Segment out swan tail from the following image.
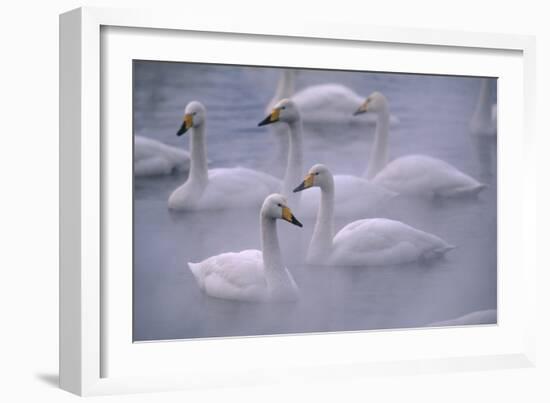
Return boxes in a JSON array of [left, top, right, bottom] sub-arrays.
[[436, 183, 486, 198], [423, 244, 456, 261], [188, 262, 205, 290], [464, 183, 486, 197]]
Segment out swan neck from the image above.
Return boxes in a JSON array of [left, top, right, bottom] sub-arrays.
[[366, 108, 389, 180], [261, 217, 283, 271], [283, 121, 304, 203], [474, 79, 492, 119], [189, 124, 208, 184], [267, 70, 295, 112], [261, 216, 294, 298], [277, 70, 295, 100], [309, 179, 335, 261]]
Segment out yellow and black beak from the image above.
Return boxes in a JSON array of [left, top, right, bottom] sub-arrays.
[[293, 173, 314, 193], [177, 114, 194, 136], [258, 108, 281, 126], [282, 206, 303, 227], [353, 101, 369, 116]]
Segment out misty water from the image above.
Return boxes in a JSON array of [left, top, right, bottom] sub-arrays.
[[133, 62, 497, 342]]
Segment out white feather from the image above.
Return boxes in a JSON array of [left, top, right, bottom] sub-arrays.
[[300, 174, 397, 217], [361, 92, 485, 198], [298, 164, 454, 267], [372, 155, 485, 198], [188, 194, 300, 302], [169, 102, 281, 211], [330, 218, 454, 266]]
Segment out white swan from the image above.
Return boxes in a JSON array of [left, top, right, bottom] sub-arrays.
[[429, 309, 497, 327], [268, 70, 400, 126], [134, 135, 191, 176], [265, 70, 399, 174], [168, 101, 281, 211], [259, 98, 305, 207], [264, 70, 295, 177], [354, 92, 485, 198], [293, 164, 454, 266], [258, 98, 396, 216], [469, 78, 497, 136], [188, 194, 302, 302]]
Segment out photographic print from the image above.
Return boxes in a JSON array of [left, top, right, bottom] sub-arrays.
[[133, 61, 497, 342]]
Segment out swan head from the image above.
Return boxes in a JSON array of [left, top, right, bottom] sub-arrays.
[[262, 194, 303, 227], [177, 101, 206, 136], [258, 98, 300, 127], [293, 164, 333, 192], [353, 91, 388, 116]]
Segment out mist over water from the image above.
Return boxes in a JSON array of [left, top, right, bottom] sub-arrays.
[[133, 62, 497, 342]]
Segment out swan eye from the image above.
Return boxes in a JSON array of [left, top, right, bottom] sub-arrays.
[[281, 106, 286, 110], [315, 172, 320, 175], [277, 203, 282, 207]]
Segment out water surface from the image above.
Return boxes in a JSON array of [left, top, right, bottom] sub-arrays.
[[133, 62, 497, 341]]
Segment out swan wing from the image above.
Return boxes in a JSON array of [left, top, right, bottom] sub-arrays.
[[188, 249, 267, 301], [331, 218, 452, 266], [372, 155, 484, 197], [293, 84, 363, 115], [199, 168, 282, 209]]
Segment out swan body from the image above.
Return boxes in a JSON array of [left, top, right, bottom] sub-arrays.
[[170, 167, 281, 210], [189, 250, 270, 301], [371, 155, 486, 198], [300, 174, 397, 217], [329, 218, 454, 266], [355, 91, 485, 198], [470, 78, 497, 136], [134, 135, 190, 176], [429, 309, 497, 327], [168, 101, 281, 211], [259, 98, 395, 214], [294, 164, 454, 266], [293, 83, 399, 126], [188, 194, 302, 302], [294, 83, 367, 124]]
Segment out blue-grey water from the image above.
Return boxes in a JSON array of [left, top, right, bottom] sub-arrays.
[[133, 61, 497, 342]]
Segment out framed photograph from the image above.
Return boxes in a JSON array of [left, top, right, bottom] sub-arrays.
[[60, 7, 537, 396]]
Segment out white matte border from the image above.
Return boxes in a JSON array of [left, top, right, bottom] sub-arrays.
[[60, 6, 537, 396], [103, 26, 525, 376]]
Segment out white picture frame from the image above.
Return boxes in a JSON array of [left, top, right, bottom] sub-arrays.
[[59, 6, 537, 396]]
